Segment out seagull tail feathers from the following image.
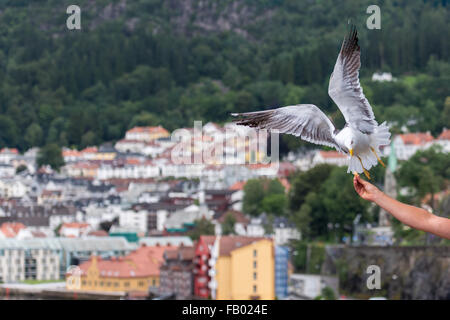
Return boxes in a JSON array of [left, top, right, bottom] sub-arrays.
[[347, 122, 391, 175]]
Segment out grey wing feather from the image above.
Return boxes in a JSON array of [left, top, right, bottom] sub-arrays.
[[231, 104, 341, 150], [328, 25, 377, 134]]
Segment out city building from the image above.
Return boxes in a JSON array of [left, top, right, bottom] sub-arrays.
[[139, 236, 193, 247], [275, 246, 289, 299], [159, 245, 195, 299], [125, 126, 170, 142], [0, 238, 61, 283], [211, 236, 275, 300], [193, 235, 216, 298], [436, 128, 450, 153], [273, 217, 301, 246], [69, 244, 172, 293], [213, 210, 249, 236], [311, 150, 348, 167], [385, 132, 434, 160], [59, 222, 92, 238], [288, 274, 339, 299]]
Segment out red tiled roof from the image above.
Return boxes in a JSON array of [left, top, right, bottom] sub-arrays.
[[87, 230, 109, 237], [61, 222, 90, 229], [31, 231, 47, 238], [218, 236, 267, 256], [0, 148, 18, 154], [81, 147, 98, 153], [199, 235, 216, 247], [216, 210, 250, 224], [0, 222, 26, 238], [229, 181, 246, 191], [398, 132, 434, 145], [62, 150, 82, 157], [438, 129, 450, 141], [319, 150, 347, 158], [79, 245, 176, 278], [126, 126, 169, 135]]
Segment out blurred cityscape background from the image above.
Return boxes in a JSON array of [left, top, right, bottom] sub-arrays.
[[0, 0, 449, 300]]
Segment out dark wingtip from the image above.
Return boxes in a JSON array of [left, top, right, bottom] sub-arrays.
[[341, 23, 359, 57]]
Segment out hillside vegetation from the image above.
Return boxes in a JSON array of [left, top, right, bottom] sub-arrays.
[[0, 0, 448, 151]]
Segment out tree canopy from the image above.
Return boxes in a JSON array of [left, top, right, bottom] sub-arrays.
[[0, 0, 447, 153]]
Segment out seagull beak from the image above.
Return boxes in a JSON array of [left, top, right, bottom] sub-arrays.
[[349, 148, 354, 156]]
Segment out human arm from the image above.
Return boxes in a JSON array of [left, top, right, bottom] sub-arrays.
[[353, 174, 450, 240]]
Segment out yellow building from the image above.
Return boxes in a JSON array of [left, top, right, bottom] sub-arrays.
[[215, 237, 275, 300], [66, 245, 172, 293], [125, 126, 170, 142]]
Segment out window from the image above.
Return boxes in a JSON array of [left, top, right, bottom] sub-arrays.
[[253, 261, 257, 268], [152, 279, 156, 286], [253, 285, 257, 293], [253, 249, 257, 257], [124, 282, 130, 287], [253, 272, 257, 280], [139, 281, 145, 287]]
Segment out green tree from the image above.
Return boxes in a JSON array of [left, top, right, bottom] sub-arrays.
[[16, 164, 27, 174], [289, 164, 334, 213], [37, 143, 65, 171], [221, 214, 237, 235], [187, 218, 215, 241], [262, 193, 287, 216], [243, 179, 266, 216], [290, 166, 370, 242], [396, 146, 449, 211], [24, 123, 44, 148]]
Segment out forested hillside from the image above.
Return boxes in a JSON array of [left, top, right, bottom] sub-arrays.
[[0, 0, 448, 151]]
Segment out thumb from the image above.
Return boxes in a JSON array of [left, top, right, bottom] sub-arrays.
[[356, 174, 369, 186]]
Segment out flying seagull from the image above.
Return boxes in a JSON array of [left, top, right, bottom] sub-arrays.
[[231, 25, 390, 179]]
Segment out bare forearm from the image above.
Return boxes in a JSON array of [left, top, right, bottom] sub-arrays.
[[373, 192, 450, 240]]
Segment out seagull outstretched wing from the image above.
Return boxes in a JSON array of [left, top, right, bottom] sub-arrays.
[[328, 25, 377, 134], [232, 104, 341, 150]]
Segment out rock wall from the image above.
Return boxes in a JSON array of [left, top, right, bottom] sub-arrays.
[[322, 245, 450, 300]]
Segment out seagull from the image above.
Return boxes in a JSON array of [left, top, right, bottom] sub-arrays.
[[231, 25, 390, 179]]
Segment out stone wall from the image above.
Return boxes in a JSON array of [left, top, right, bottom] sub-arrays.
[[322, 245, 450, 299]]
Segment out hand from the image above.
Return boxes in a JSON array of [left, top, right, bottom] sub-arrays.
[[353, 174, 382, 202]]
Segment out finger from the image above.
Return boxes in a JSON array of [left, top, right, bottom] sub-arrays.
[[356, 174, 369, 186]]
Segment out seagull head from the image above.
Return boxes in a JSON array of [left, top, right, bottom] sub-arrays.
[[345, 139, 354, 156]]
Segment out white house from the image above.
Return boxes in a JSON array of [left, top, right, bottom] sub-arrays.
[[114, 139, 146, 154], [371, 72, 394, 82], [59, 222, 92, 238], [273, 218, 301, 246], [119, 209, 148, 233], [0, 180, 28, 198], [288, 274, 339, 299], [0, 148, 19, 164], [0, 164, 15, 178], [384, 132, 435, 160], [311, 150, 348, 167], [436, 128, 450, 153]]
